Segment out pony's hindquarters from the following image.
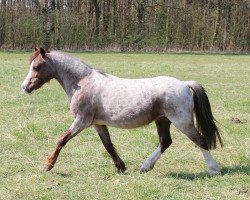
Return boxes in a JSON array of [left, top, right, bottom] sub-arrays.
[[163, 81, 222, 150], [187, 81, 223, 150], [163, 83, 195, 134], [141, 80, 221, 175], [160, 81, 221, 175]]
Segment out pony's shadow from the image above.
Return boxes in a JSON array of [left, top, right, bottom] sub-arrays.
[[52, 172, 73, 178], [160, 164, 249, 180]]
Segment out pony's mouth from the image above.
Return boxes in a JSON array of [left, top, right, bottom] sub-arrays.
[[22, 86, 34, 94]]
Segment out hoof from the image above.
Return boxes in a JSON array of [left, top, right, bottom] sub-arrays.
[[117, 167, 126, 174], [115, 160, 126, 174], [140, 167, 150, 174], [209, 170, 221, 176], [44, 163, 54, 171], [140, 160, 154, 173]]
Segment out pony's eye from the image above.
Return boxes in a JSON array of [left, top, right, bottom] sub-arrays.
[[33, 64, 41, 70]]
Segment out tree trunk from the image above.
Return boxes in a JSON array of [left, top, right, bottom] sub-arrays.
[[0, 0, 6, 47], [93, 0, 100, 47]]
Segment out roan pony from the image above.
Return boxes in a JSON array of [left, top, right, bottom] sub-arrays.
[[21, 48, 223, 175]]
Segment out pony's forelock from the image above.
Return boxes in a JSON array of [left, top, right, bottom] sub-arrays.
[[29, 51, 40, 64]]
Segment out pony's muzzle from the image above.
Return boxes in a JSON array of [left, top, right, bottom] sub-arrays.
[[21, 82, 34, 94]]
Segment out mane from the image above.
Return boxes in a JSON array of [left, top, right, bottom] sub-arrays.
[[29, 51, 40, 64], [49, 51, 107, 76], [30, 50, 107, 77], [94, 68, 107, 76]]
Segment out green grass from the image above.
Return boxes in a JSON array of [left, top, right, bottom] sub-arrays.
[[0, 52, 249, 200]]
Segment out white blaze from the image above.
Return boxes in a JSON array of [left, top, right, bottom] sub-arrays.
[[21, 61, 34, 93]]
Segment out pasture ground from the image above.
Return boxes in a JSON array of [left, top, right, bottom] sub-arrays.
[[0, 52, 249, 199]]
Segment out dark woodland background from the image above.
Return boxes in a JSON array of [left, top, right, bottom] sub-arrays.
[[0, 0, 249, 52]]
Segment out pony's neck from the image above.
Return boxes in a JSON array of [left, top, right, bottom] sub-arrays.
[[47, 52, 92, 100]]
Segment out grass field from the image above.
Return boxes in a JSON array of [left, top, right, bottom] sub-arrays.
[[0, 52, 249, 200]]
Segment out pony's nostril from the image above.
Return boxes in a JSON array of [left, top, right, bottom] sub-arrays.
[[21, 83, 30, 93], [25, 88, 32, 94]]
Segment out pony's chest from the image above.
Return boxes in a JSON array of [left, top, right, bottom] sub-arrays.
[[69, 89, 93, 116]]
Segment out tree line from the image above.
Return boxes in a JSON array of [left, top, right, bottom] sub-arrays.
[[0, 0, 249, 52]]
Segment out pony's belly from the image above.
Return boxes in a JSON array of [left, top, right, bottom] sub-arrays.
[[93, 104, 164, 128], [93, 111, 159, 129], [93, 117, 154, 129]]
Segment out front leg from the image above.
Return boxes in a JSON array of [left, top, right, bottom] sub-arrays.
[[94, 125, 126, 173], [44, 116, 91, 171]]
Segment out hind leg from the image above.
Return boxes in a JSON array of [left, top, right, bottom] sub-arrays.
[[140, 117, 172, 173], [177, 123, 220, 175], [199, 147, 220, 175]]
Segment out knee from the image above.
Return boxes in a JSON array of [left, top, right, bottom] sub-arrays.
[[57, 130, 71, 147]]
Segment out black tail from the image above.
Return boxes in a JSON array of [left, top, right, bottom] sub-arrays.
[[187, 81, 223, 150]]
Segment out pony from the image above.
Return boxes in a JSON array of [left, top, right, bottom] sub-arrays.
[[21, 48, 223, 175]]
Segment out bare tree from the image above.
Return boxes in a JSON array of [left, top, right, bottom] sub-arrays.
[[0, 0, 249, 51]]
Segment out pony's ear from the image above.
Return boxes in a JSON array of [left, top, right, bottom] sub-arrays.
[[40, 48, 46, 58], [34, 47, 38, 51]]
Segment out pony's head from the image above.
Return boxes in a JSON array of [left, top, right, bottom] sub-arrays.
[[21, 48, 54, 94]]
